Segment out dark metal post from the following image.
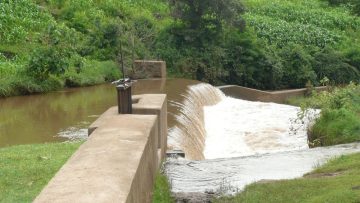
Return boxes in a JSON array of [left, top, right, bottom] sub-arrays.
[[116, 80, 132, 114]]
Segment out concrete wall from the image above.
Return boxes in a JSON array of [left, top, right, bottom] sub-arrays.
[[35, 94, 167, 203], [219, 85, 327, 103], [130, 60, 166, 79]]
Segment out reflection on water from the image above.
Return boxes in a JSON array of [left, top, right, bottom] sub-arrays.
[[0, 78, 199, 148]]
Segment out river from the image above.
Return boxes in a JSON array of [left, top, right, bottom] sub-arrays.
[[0, 78, 199, 148]]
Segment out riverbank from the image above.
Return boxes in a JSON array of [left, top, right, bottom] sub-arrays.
[[0, 141, 174, 202], [153, 152, 360, 202], [0, 0, 168, 98], [286, 84, 360, 147], [215, 152, 360, 203], [0, 142, 82, 202], [0, 60, 121, 97]]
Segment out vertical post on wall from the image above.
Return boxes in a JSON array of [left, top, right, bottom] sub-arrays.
[[116, 81, 132, 114], [116, 33, 133, 114]]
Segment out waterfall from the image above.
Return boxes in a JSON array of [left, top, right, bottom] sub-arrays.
[[168, 83, 225, 160]]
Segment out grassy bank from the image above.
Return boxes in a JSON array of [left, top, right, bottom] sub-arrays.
[[216, 152, 360, 203], [0, 0, 169, 97], [287, 84, 360, 147], [0, 142, 82, 202], [152, 172, 174, 203], [2, 0, 360, 97], [0, 142, 173, 202]]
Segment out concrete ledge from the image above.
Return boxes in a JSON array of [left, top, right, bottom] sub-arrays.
[[89, 94, 167, 161], [36, 94, 168, 203], [35, 114, 158, 203], [218, 85, 327, 103]]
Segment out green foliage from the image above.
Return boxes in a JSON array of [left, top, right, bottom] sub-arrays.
[[152, 172, 174, 203], [63, 60, 120, 87], [0, 0, 169, 97], [27, 47, 71, 79], [0, 0, 53, 43], [222, 30, 284, 89], [324, 0, 360, 16], [157, 0, 360, 89], [313, 47, 360, 83], [300, 84, 360, 146], [1, 0, 360, 96], [237, 0, 360, 88], [279, 44, 317, 88], [244, 0, 360, 48], [169, 0, 245, 46]]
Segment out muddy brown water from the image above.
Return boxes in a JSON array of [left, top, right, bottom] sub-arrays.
[[0, 78, 199, 148]]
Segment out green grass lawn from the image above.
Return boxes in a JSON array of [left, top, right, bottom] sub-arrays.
[[215, 153, 360, 203], [0, 142, 82, 202]]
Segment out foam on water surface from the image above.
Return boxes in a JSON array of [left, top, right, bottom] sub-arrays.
[[204, 97, 319, 159]]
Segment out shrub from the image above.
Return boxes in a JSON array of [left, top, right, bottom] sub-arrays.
[[313, 47, 360, 84], [27, 46, 71, 80], [279, 44, 317, 88], [300, 83, 360, 146]]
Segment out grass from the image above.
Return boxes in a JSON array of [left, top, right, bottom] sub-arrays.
[[0, 142, 82, 202], [152, 172, 174, 203], [215, 153, 360, 203], [243, 0, 360, 48], [0, 142, 172, 203], [287, 84, 360, 147]]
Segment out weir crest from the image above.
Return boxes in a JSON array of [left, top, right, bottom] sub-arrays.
[[168, 83, 225, 160]]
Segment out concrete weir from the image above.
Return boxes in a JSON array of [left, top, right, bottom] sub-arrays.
[[35, 62, 167, 203]]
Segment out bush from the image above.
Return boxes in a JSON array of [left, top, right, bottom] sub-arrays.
[[310, 108, 360, 145], [63, 60, 120, 87], [313, 47, 360, 84], [27, 46, 71, 80], [300, 83, 360, 146]]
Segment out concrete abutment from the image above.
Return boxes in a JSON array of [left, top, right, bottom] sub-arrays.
[[35, 61, 168, 203]]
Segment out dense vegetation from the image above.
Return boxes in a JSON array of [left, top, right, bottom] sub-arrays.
[[158, 0, 360, 89], [0, 142, 82, 202], [216, 153, 360, 203], [289, 83, 360, 147], [1, 0, 359, 97], [0, 0, 169, 96]]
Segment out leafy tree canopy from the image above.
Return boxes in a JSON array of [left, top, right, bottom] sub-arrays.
[[169, 0, 245, 45]]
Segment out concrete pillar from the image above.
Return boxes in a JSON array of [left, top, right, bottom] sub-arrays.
[[130, 60, 166, 79]]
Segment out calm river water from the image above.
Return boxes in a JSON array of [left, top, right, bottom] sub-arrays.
[[0, 79, 199, 148]]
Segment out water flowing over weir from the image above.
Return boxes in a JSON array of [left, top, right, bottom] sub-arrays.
[[166, 143, 360, 194], [168, 83, 225, 160], [165, 83, 360, 196]]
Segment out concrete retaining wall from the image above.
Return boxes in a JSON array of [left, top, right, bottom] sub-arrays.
[[219, 85, 327, 103], [35, 94, 167, 203], [130, 60, 166, 79]]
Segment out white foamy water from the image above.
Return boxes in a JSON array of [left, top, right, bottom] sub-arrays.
[[57, 121, 90, 141], [165, 83, 359, 195], [168, 83, 225, 160], [204, 98, 320, 159], [166, 143, 360, 194]]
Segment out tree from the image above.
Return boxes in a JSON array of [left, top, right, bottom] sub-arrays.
[[169, 0, 245, 46]]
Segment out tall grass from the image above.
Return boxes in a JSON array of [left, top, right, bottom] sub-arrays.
[[300, 84, 360, 146]]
